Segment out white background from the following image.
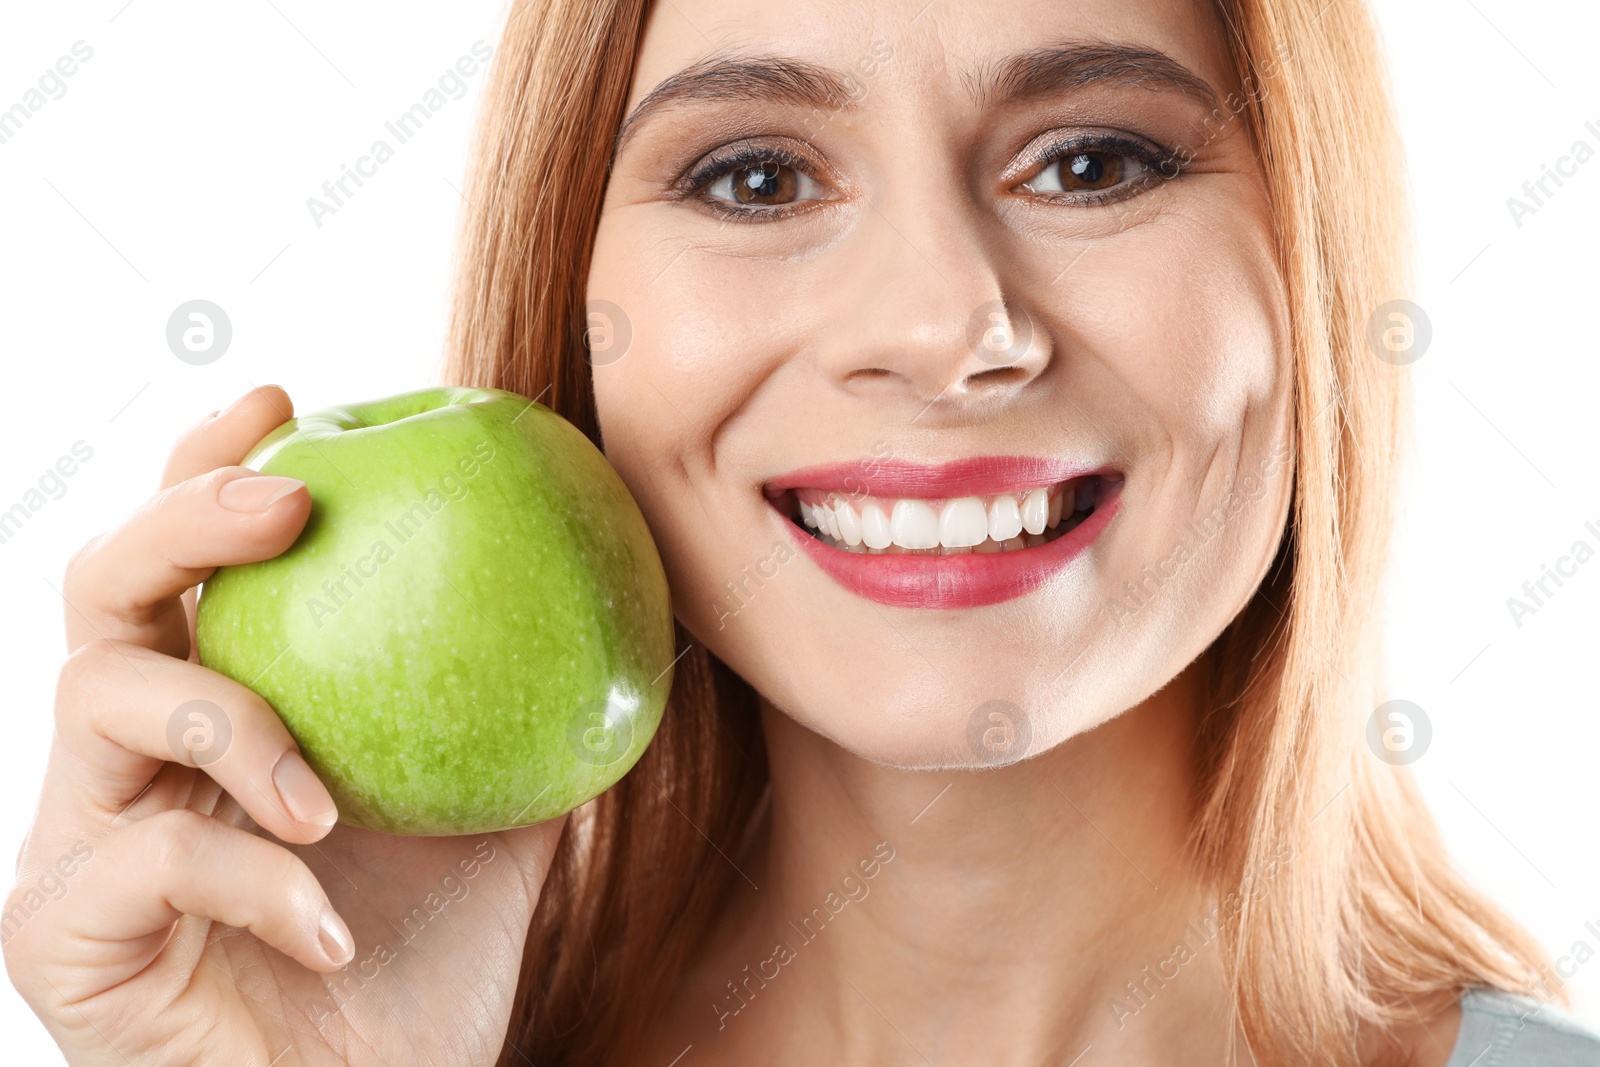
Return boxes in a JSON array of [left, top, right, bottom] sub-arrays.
[[0, 1, 1595, 1060]]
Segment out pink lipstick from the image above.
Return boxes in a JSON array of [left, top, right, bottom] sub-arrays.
[[763, 456, 1122, 609]]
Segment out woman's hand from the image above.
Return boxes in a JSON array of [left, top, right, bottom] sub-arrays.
[[3, 386, 565, 1066]]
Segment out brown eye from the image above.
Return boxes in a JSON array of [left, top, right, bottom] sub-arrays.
[[703, 155, 829, 210], [1061, 152, 1125, 190], [732, 160, 799, 205], [1020, 149, 1149, 197]]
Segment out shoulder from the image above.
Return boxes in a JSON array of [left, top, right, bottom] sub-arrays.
[[1445, 988, 1600, 1066]]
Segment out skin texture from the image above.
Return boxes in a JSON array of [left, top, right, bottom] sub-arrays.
[[588, 0, 1459, 1063], [5, 2, 1463, 1065]]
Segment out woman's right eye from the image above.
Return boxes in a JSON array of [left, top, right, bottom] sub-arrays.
[[697, 157, 832, 213]]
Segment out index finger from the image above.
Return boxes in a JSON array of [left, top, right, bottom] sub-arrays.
[[161, 385, 296, 489]]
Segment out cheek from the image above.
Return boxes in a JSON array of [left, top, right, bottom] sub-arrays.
[[589, 209, 790, 432], [1045, 203, 1294, 687], [587, 215, 783, 627], [1058, 207, 1288, 450]]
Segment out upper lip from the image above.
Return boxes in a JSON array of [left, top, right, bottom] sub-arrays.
[[762, 456, 1110, 500]]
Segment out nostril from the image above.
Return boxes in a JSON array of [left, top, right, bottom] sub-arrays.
[[962, 366, 1032, 389]]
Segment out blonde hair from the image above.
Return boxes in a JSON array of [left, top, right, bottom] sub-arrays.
[[445, 1, 1556, 1063]]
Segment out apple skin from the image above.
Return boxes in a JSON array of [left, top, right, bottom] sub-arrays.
[[196, 387, 675, 835]]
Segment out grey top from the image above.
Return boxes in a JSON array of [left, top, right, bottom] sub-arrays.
[[1445, 989, 1600, 1065]]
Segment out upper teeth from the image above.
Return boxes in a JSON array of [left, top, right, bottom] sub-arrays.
[[796, 483, 1083, 551]]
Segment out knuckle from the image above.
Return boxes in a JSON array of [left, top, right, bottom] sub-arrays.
[[193, 465, 249, 498], [171, 411, 217, 456], [147, 809, 212, 873], [1, 898, 38, 987], [270, 846, 315, 897], [61, 532, 108, 600], [55, 638, 120, 708], [1, 884, 29, 944]]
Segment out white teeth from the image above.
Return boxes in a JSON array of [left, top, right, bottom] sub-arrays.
[[939, 497, 988, 548], [1020, 487, 1049, 536], [890, 499, 940, 549], [795, 478, 1098, 554], [860, 503, 892, 550], [833, 498, 863, 546], [986, 495, 1023, 542]]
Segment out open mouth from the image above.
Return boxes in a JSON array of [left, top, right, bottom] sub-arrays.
[[762, 458, 1123, 609], [770, 474, 1113, 555]]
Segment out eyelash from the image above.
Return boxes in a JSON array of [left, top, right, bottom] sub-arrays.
[[678, 144, 823, 224], [676, 133, 1187, 222], [1019, 133, 1185, 206]]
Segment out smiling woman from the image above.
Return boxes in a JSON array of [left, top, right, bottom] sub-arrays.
[[442, 0, 1588, 1064], [9, 1, 1598, 1066]]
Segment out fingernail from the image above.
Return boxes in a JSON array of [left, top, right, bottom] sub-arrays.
[[271, 749, 339, 828], [219, 475, 304, 513], [318, 905, 355, 966]]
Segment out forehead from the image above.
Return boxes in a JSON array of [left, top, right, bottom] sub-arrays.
[[627, 0, 1237, 113]]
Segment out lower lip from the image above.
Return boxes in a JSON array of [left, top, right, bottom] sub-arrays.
[[782, 487, 1121, 609]]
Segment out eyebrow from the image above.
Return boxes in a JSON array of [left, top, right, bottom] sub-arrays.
[[613, 41, 1220, 155]]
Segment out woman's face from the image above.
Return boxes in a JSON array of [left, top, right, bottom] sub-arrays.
[[588, 0, 1293, 769]]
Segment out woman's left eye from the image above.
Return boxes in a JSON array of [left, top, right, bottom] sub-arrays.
[[1018, 150, 1154, 199]]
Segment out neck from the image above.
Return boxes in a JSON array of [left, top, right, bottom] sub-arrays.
[[668, 658, 1255, 1066]]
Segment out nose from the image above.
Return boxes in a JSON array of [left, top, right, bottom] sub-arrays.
[[812, 198, 1052, 412]]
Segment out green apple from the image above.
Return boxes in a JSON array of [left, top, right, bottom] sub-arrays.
[[196, 387, 675, 835]]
